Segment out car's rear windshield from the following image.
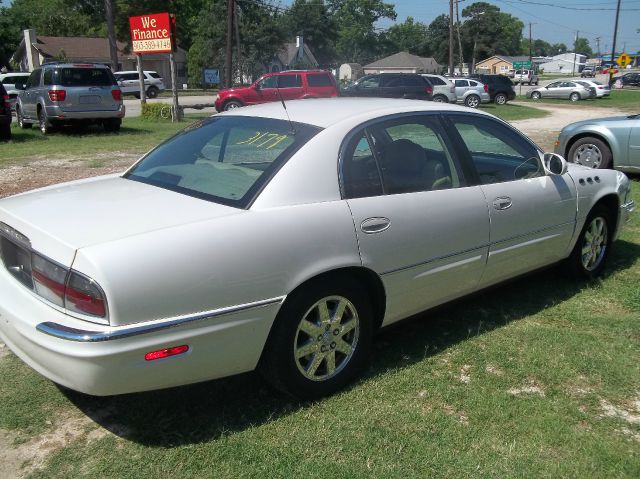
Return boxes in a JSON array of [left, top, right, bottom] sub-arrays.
[[125, 116, 321, 208], [148, 72, 161, 79], [54, 68, 116, 86]]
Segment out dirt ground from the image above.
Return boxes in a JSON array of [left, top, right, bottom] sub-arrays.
[[0, 103, 630, 199]]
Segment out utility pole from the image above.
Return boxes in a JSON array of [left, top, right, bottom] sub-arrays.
[[225, 0, 234, 88], [455, 0, 464, 75], [528, 23, 534, 60], [104, 0, 118, 72], [610, 0, 621, 78], [572, 30, 578, 76], [595, 36, 601, 58], [449, 0, 454, 76]]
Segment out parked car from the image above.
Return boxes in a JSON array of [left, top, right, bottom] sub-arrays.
[[0, 83, 12, 141], [452, 78, 490, 108], [513, 69, 539, 85], [340, 73, 433, 101], [555, 113, 640, 170], [0, 72, 30, 109], [215, 70, 339, 112], [575, 80, 611, 97], [614, 72, 640, 87], [580, 66, 596, 78], [421, 74, 456, 103], [527, 81, 595, 101], [114, 70, 165, 98], [14, 63, 125, 134], [469, 74, 516, 105], [1, 98, 632, 399]]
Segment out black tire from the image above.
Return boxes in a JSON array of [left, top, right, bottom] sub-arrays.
[[494, 93, 507, 105], [570, 92, 580, 102], [260, 277, 373, 400], [432, 94, 448, 103], [16, 106, 32, 129], [223, 100, 243, 111], [531, 91, 541, 100], [567, 137, 612, 169], [146, 86, 159, 99], [38, 107, 54, 135], [103, 118, 121, 133], [565, 205, 613, 279], [464, 94, 480, 108], [0, 123, 10, 141]]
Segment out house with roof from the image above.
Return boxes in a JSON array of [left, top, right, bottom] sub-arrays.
[[10, 29, 187, 87], [474, 55, 531, 75], [267, 36, 319, 72], [363, 52, 440, 75]]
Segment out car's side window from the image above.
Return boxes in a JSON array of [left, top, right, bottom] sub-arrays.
[[257, 76, 278, 89], [43, 70, 53, 86], [381, 75, 402, 88], [342, 134, 383, 199], [25, 69, 40, 89], [449, 115, 543, 184], [455, 80, 468, 87], [359, 76, 380, 89], [278, 75, 302, 88]]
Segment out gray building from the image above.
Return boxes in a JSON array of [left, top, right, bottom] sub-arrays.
[[363, 52, 441, 75]]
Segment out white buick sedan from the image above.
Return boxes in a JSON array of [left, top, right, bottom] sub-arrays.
[[0, 99, 634, 399]]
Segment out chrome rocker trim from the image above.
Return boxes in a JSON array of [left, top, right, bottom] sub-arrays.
[[36, 296, 286, 342]]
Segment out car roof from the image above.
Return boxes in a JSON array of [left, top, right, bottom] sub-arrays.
[[0, 72, 30, 78], [114, 70, 157, 74], [221, 97, 492, 129], [41, 63, 110, 69]]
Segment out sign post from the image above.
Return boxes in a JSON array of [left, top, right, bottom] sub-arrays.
[[129, 12, 180, 121]]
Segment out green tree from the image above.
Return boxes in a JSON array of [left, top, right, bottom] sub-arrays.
[[574, 37, 593, 57], [550, 43, 567, 55], [327, 0, 396, 64], [279, 0, 337, 65], [461, 2, 523, 62], [425, 14, 450, 65], [382, 16, 430, 57]]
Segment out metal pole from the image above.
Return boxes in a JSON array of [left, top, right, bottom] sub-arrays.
[[456, 0, 464, 75], [169, 52, 180, 121], [136, 53, 146, 105], [449, 0, 454, 75], [225, 0, 234, 88], [610, 0, 621, 70], [572, 31, 578, 76]]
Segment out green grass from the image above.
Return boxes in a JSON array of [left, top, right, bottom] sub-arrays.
[[1, 181, 638, 477], [479, 102, 550, 121], [518, 89, 640, 111], [0, 114, 210, 164]]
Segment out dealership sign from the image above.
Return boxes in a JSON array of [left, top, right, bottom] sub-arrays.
[[129, 13, 173, 54]]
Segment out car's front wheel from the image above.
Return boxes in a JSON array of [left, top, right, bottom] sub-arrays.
[[260, 277, 373, 399], [568, 137, 612, 169], [531, 91, 541, 100], [494, 93, 507, 105], [465, 94, 480, 108], [565, 206, 613, 279], [223, 100, 243, 111], [146, 86, 159, 99]]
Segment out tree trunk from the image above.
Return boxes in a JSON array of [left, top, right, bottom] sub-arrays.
[[105, 0, 118, 71]]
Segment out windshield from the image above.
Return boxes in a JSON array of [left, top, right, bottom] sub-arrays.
[[125, 116, 321, 208]]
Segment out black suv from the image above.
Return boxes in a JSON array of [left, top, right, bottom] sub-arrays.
[[469, 74, 515, 105], [341, 73, 433, 100], [0, 83, 11, 141]]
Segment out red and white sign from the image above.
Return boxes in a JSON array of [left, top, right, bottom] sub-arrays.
[[129, 13, 172, 54]]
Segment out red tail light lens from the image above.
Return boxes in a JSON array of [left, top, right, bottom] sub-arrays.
[[111, 89, 122, 101], [48, 90, 66, 102], [145, 345, 189, 361], [3, 94, 10, 108], [484, 84, 489, 93], [426, 85, 433, 95], [65, 271, 107, 317]]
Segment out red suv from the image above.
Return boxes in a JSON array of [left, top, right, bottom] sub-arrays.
[[214, 70, 338, 112]]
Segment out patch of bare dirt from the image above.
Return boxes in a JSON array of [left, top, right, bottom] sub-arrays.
[[507, 380, 546, 397]]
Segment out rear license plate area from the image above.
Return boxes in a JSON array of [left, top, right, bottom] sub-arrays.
[[79, 95, 101, 105]]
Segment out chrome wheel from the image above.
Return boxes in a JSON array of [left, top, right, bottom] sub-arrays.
[[581, 217, 608, 271], [531, 91, 541, 100], [294, 295, 360, 382], [573, 143, 603, 168], [465, 95, 480, 108]]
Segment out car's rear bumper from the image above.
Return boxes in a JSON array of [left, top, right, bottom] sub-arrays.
[[0, 265, 282, 396], [46, 104, 125, 120]]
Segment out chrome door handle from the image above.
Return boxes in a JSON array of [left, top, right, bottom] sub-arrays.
[[360, 217, 391, 234], [492, 197, 512, 210]]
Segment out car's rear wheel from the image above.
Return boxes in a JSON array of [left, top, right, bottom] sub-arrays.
[[531, 91, 541, 100], [103, 118, 122, 133], [260, 277, 373, 399], [432, 94, 448, 103], [570, 92, 580, 102], [465, 94, 480, 108], [223, 100, 243, 111], [0, 123, 10, 141], [16, 107, 31, 129], [494, 93, 507, 105], [38, 108, 54, 135], [146, 86, 159, 99], [568, 137, 611, 169], [565, 205, 613, 279]]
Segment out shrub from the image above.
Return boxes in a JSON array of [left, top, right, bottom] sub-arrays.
[[141, 103, 173, 121]]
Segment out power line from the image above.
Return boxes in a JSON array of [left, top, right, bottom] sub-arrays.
[[502, 0, 640, 11]]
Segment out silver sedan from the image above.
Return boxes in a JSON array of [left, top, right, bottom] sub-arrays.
[[0, 99, 634, 399], [527, 80, 595, 101]]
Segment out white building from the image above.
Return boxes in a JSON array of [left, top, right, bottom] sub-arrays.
[[539, 53, 587, 74]]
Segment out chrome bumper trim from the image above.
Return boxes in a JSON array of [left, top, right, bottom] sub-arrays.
[[36, 296, 286, 342], [622, 200, 635, 214]]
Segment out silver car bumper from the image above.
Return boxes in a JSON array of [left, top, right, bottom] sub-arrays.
[[46, 104, 125, 120]]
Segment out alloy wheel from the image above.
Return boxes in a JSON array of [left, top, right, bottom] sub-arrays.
[[581, 217, 608, 271]]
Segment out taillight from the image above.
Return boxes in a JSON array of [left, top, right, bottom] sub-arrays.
[[425, 85, 433, 95], [484, 84, 489, 93], [65, 271, 107, 317], [27, 253, 107, 318], [145, 345, 189, 361], [48, 90, 66, 102], [111, 89, 122, 101], [2, 94, 10, 108]]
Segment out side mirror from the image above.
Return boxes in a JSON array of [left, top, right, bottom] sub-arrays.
[[543, 153, 568, 176]]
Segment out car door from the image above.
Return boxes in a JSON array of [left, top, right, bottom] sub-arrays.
[[22, 68, 41, 118], [454, 79, 469, 99], [446, 113, 577, 287], [628, 117, 640, 166], [379, 74, 403, 98], [277, 74, 304, 100], [544, 81, 562, 98], [341, 113, 490, 325]]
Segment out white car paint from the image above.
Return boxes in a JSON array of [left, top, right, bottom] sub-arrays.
[[0, 98, 634, 396]]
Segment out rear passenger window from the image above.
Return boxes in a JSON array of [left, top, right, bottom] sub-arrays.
[[307, 73, 332, 87], [278, 75, 302, 88], [455, 80, 468, 87], [43, 70, 53, 86], [403, 75, 425, 87], [427, 76, 446, 85], [381, 76, 402, 87], [342, 134, 383, 199]]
